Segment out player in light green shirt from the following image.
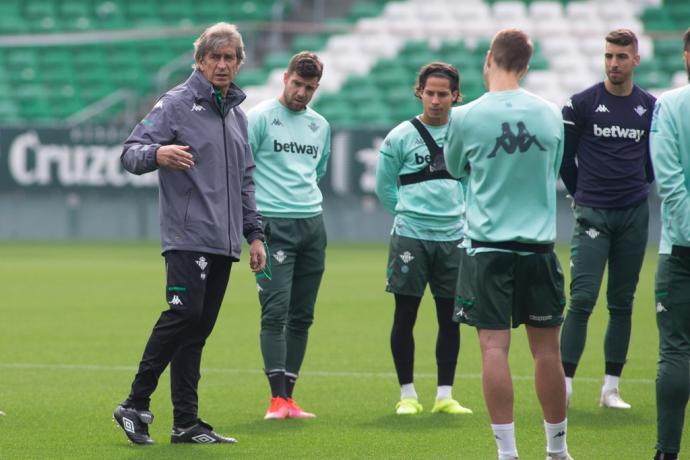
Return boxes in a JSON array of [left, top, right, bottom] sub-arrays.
[[375, 62, 471, 417], [649, 28, 690, 460], [247, 51, 330, 420], [445, 29, 572, 460]]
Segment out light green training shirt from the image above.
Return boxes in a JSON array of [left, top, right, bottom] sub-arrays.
[[247, 98, 331, 218], [650, 84, 690, 255], [445, 89, 563, 252], [375, 118, 465, 241]]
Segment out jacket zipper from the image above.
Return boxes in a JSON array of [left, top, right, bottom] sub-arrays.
[[220, 102, 232, 256]]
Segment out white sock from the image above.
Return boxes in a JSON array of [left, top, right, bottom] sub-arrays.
[[544, 418, 568, 455], [603, 375, 619, 393], [565, 377, 573, 396], [492, 422, 518, 459], [436, 385, 452, 401], [400, 383, 417, 400]]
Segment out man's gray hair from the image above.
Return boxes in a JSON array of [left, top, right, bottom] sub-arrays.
[[194, 22, 245, 65]]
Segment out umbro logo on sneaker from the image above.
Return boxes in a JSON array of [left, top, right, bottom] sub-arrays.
[[191, 433, 217, 443], [585, 228, 600, 239], [271, 118, 283, 126], [595, 104, 609, 113], [170, 295, 183, 306], [191, 103, 205, 112], [123, 417, 135, 433]]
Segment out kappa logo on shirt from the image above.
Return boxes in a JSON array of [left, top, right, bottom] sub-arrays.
[[191, 103, 205, 112], [634, 105, 647, 116], [565, 99, 574, 109], [488, 121, 546, 158], [595, 104, 609, 113], [656, 302, 668, 313], [271, 118, 283, 126]]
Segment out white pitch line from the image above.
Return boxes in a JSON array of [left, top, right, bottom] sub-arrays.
[[0, 362, 655, 385]]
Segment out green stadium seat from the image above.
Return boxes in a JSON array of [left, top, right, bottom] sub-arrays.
[[7, 48, 39, 69], [262, 51, 294, 71], [291, 34, 329, 54], [0, 15, 30, 34], [0, 100, 19, 121], [73, 48, 107, 68], [348, 2, 384, 21], [235, 68, 270, 87], [159, 0, 194, 23], [635, 70, 671, 90], [24, 0, 57, 19]]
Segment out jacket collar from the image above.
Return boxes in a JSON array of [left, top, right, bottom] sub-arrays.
[[187, 69, 246, 109]]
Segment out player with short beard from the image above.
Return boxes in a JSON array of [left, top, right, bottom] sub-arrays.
[[559, 29, 656, 410], [247, 51, 331, 420]]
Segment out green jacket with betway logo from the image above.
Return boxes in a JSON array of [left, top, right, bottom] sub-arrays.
[[248, 98, 331, 218]]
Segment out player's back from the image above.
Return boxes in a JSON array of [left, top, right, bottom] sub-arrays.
[[447, 88, 564, 244]]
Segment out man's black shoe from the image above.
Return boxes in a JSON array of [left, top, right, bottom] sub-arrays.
[[170, 419, 237, 444], [113, 405, 154, 445]]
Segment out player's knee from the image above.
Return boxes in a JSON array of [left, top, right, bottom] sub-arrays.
[[567, 297, 595, 316], [607, 303, 632, 316], [261, 311, 288, 330], [287, 315, 313, 332]]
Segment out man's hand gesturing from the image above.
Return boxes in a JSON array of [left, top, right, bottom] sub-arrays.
[[156, 145, 195, 170]]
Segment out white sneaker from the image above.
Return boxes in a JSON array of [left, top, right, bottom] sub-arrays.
[[546, 453, 573, 460], [599, 388, 631, 409]]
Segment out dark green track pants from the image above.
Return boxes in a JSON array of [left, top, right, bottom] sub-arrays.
[[560, 201, 648, 370], [257, 215, 326, 374], [655, 254, 690, 454]]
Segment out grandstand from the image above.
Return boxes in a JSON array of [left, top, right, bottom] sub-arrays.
[[0, 0, 688, 126], [0, 0, 683, 239]]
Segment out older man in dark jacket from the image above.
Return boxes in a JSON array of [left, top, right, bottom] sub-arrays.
[[113, 22, 265, 445]]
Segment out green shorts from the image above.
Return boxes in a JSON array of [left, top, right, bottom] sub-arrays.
[[455, 250, 566, 329], [385, 234, 462, 298], [655, 254, 690, 354]]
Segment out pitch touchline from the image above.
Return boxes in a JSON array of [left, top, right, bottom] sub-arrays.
[[0, 362, 655, 384]]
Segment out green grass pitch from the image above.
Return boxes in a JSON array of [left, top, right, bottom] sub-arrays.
[[0, 241, 687, 459]]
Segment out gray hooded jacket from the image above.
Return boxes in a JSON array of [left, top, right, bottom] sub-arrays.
[[121, 70, 264, 259]]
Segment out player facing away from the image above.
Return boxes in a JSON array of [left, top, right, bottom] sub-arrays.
[[375, 62, 472, 416], [650, 28, 690, 460], [445, 29, 572, 460], [247, 51, 331, 420], [559, 29, 656, 409]]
